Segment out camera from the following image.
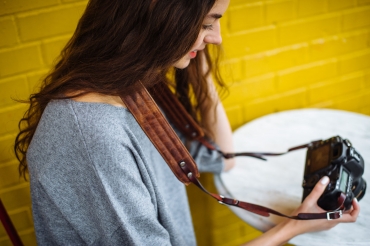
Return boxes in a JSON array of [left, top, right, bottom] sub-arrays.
[[302, 136, 366, 211]]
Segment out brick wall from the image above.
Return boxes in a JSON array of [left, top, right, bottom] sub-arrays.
[[0, 1, 87, 245], [190, 0, 370, 245], [0, 0, 369, 245], [221, 0, 370, 130]]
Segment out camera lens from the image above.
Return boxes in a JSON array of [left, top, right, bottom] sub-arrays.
[[353, 178, 367, 201]]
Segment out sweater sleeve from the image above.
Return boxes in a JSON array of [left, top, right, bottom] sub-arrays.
[[171, 125, 224, 174]]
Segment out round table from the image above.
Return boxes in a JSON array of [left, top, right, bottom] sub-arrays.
[[215, 109, 370, 245]]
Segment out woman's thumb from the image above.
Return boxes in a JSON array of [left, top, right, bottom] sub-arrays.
[[307, 176, 330, 201]]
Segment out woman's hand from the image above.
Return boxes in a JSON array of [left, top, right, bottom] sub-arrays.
[[244, 176, 360, 246], [285, 176, 360, 237]]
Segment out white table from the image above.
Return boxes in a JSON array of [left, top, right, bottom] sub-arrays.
[[215, 109, 370, 245]]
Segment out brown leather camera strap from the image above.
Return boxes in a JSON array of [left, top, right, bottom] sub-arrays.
[[121, 81, 344, 220]]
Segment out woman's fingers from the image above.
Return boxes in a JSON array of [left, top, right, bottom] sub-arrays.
[[341, 198, 360, 223]]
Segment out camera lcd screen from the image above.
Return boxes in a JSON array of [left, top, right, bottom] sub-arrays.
[[309, 144, 330, 174], [339, 170, 349, 193]]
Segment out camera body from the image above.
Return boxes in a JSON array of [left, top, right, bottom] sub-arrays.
[[302, 136, 366, 211]]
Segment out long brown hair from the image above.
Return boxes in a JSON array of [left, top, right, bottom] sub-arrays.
[[15, 0, 226, 179]]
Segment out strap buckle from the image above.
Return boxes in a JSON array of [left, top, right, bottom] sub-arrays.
[[327, 210, 342, 220], [218, 195, 225, 205]]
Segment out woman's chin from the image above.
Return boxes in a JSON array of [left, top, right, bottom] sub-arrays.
[[173, 59, 191, 69]]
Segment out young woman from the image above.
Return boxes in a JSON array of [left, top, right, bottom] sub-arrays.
[[15, 0, 359, 245]]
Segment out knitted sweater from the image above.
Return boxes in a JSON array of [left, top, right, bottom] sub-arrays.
[[27, 99, 224, 245]]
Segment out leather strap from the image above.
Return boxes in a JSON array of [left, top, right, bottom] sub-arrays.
[[0, 199, 23, 246], [121, 82, 344, 220]]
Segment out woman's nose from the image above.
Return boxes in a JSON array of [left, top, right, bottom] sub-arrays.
[[204, 26, 222, 45], [205, 33, 222, 45]]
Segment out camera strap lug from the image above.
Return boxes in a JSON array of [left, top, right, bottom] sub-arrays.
[[327, 210, 342, 220]]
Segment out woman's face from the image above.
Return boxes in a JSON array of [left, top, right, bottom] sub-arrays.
[[173, 0, 230, 69]]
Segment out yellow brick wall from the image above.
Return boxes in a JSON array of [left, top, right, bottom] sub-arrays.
[[0, 0, 369, 245], [0, 0, 87, 245], [190, 0, 370, 245]]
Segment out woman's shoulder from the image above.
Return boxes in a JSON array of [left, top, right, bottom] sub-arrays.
[[37, 98, 134, 146], [45, 97, 128, 125]]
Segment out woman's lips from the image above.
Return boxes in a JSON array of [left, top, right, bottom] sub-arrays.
[[190, 51, 197, 58]]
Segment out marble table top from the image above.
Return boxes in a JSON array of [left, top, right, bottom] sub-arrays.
[[215, 108, 370, 245]]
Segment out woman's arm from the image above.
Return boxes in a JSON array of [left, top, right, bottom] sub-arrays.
[[201, 56, 235, 171]]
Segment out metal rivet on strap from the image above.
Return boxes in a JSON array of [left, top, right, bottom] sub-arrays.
[[187, 172, 193, 179], [185, 124, 190, 129], [180, 161, 186, 167], [191, 132, 197, 137]]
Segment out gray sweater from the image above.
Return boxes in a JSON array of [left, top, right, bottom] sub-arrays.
[[27, 99, 224, 246]]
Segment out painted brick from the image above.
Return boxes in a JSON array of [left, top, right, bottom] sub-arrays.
[[219, 59, 244, 82], [360, 107, 370, 115], [0, 135, 15, 163], [0, 17, 19, 48], [0, 77, 29, 107], [298, 0, 327, 17], [310, 30, 370, 60], [0, 209, 33, 236], [228, 3, 264, 32], [41, 36, 69, 66], [358, 0, 370, 5], [229, 0, 263, 7], [16, 3, 86, 42], [0, 237, 12, 246], [223, 26, 277, 57], [308, 100, 334, 108], [243, 96, 277, 121], [0, 162, 25, 190], [343, 6, 370, 31], [278, 14, 341, 45], [27, 70, 48, 93], [212, 223, 251, 245], [328, 0, 355, 11], [360, 89, 370, 105], [220, 11, 229, 35], [0, 185, 31, 211], [365, 71, 370, 88], [1, 229, 37, 246], [243, 53, 268, 77], [0, 105, 27, 136], [275, 88, 307, 111], [18, 231, 37, 246], [277, 59, 338, 92], [225, 105, 244, 130], [333, 91, 368, 111], [338, 49, 370, 75], [265, 0, 296, 24], [0, 45, 43, 78], [62, 0, 86, 2], [0, 0, 59, 16], [267, 44, 310, 70], [309, 72, 364, 104], [223, 73, 276, 107]]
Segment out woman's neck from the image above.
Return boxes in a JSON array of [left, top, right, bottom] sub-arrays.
[[69, 92, 126, 108]]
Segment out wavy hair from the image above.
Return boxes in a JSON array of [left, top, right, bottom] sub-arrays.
[[15, 0, 226, 179]]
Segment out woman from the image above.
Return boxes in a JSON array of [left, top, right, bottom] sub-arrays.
[[15, 0, 359, 245]]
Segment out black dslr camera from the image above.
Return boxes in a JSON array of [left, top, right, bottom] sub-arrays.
[[302, 136, 366, 211]]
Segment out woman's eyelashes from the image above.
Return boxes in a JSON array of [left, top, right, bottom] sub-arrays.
[[202, 24, 213, 30]]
